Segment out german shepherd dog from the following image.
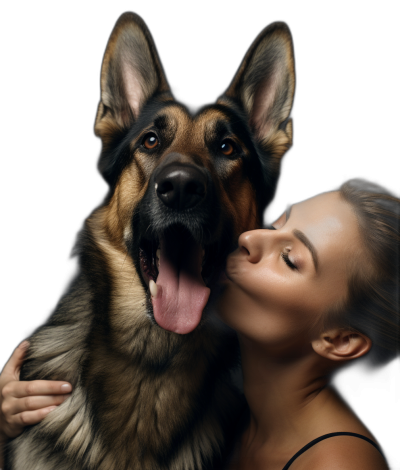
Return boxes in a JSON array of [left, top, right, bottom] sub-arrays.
[[6, 12, 295, 470]]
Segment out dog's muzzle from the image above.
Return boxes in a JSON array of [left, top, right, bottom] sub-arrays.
[[133, 153, 228, 335]]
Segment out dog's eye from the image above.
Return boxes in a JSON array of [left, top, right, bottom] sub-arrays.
[[220, 140, 235, 156], [143, 133, 159, 149]]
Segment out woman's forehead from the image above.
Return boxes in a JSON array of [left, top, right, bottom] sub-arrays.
[[293, 192, 362, 265], [292, 191, 349, 221]]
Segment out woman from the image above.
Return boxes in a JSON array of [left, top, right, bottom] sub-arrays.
[[218, 180, 399, 469], [1, 179, 399, 469]]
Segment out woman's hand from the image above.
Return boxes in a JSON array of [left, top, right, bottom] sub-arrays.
[[0, 341, 72, 441]]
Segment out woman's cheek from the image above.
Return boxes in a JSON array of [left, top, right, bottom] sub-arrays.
[[217, 282, 269, 331]]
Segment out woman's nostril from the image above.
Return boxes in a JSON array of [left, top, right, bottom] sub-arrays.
[[241, 246, 250, 256]]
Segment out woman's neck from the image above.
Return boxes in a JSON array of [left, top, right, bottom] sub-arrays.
[[234, 335, 360, 462]]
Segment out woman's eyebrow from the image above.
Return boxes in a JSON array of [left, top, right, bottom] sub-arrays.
[[293, 229, 319, 272]]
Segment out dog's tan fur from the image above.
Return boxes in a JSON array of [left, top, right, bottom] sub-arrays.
[[6, 12, 295, 470]]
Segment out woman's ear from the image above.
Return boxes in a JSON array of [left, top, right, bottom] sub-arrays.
[[312, 329, 372, 361]]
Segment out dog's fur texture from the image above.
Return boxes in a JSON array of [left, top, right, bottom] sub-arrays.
[[6, 13, 295, 470]]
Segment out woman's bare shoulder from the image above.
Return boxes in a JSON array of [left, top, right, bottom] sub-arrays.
[[291, 435, 388, 470]]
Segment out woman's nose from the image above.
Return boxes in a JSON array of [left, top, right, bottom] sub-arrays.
[[238, 229, 271, 263]]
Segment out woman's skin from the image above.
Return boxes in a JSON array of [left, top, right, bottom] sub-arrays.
[[0, 191, 389, 469], [218, 191, 388, 469]]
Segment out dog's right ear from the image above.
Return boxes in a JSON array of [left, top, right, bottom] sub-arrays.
[[95, 12, 171, 138]]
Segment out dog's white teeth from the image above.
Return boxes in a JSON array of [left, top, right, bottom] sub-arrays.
[[149, 280, 158, 298], [155, 183, 158, 190]]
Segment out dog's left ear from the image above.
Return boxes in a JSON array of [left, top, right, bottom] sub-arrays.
[[95, 12, 171, 136], [219, 22, 295, 158]]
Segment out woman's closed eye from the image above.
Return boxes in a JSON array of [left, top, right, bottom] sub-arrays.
[[281, 250, 297, 270]]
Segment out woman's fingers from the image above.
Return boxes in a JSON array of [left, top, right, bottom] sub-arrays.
[[6, 393, 71, 416], [1, 380, 72, 439], [4, 405, 58, 438], [17, 406, 58, 427], [0, 342, 73, 441], [3, 380, 72, 399]]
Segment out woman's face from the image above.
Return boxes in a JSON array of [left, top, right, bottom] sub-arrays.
[[217, 191, 363, 350]]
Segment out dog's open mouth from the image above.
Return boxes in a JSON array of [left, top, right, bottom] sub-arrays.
[[139, 225, 215, 334]]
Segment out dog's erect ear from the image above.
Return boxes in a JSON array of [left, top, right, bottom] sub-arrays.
[[95, 12, 171, 136], [220, 22, 295, 158]]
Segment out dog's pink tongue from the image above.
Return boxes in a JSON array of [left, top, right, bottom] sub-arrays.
[[152, 237, 210, 334]]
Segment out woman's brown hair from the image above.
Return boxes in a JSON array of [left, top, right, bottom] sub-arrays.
[[329, 179, 400, 364]]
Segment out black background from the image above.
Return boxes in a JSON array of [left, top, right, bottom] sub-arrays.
[[0, 2, 400, 466]]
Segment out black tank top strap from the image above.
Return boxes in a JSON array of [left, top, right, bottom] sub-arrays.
[[282, 432, 383, 470]]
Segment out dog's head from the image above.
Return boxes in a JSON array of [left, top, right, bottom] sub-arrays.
[[93, 13, 295, 334]]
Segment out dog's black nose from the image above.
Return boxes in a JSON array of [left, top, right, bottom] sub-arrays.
[[155, 164, 207, 210]]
